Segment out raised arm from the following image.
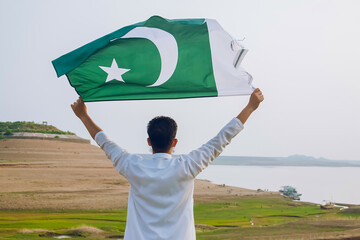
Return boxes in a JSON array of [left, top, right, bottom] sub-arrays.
[[183, 88, 264, 177], [71, 97, 102, 139], [71, 97, 130, 176]]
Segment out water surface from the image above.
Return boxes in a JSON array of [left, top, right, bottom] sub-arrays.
[[197, 165, 360, 204]]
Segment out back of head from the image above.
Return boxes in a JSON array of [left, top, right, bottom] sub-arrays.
[[147, 116, 177, 153]]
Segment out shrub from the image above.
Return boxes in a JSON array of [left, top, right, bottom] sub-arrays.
[[0, 122, 75, 135], [4, 129, 13, 136]]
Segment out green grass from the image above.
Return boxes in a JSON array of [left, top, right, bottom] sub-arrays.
[[194, 196, 353, 240], [194, 196, 327, 227], [0, 209, 127, 239], [0, 121, 74, 135], [0, 196, 359, 240]]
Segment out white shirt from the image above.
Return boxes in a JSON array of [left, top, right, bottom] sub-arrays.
[[95, 118, 244, 240]]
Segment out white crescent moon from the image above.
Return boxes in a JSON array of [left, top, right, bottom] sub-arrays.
[[120, 27, 178, 87]]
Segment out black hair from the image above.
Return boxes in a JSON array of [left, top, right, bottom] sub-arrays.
[[147, 116, 177, 153]]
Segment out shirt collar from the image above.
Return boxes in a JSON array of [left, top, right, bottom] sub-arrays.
[[153, 153, 172, 159]]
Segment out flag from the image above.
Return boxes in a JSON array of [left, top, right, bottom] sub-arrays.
[[52, 16, 254, 102]]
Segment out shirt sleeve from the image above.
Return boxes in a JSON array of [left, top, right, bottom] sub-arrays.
[[182, 118, 244, 178], [95, 131, 130, 177]]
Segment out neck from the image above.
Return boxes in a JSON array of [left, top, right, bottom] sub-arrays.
[[153, 149, 172, 155]]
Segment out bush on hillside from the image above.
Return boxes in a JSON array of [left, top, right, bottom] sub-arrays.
[[0, 122, 74, 135], [4, 129, 13, 136]]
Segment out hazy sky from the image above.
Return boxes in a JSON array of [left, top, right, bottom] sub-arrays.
[[1, 0, 359, 160]]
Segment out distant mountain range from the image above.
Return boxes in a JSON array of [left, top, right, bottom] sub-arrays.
[[212, 154, 360, 167], [138, 154, 360, 167]]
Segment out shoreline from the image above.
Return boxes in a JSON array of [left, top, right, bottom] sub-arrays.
[[198, 164, 360, 206], [200, 176, 360, 206]]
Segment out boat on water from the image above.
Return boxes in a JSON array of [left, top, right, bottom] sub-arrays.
[[320, 200, 335, 209], [279, 186, 302, 200]]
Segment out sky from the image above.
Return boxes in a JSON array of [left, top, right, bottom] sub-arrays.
[[1, 0, 359, 160]]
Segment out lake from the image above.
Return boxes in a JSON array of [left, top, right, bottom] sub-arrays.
[[197, 165, 360, 204]]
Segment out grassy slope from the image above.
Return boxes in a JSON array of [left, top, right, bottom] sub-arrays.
[[0, 122, 74, 135], [0, 195, 359, 240]]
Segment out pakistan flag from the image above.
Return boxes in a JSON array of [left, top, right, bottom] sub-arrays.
[[52, 16, 254, 102]]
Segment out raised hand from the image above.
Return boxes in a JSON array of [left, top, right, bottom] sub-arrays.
[[70, 96, 102, 139], [236, 88, 264, 124], [71, 97, 88, 119], [247, 88, 264, 112]]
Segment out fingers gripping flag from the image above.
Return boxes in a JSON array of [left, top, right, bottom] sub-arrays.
[[52, 16, 254, 102]]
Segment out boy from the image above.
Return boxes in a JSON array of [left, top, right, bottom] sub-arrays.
[[71, 88, 264, 240]]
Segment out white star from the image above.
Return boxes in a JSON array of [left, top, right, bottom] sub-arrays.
[[99, 58, 130, 83]]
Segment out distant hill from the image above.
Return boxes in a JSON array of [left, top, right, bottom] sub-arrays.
[[0, 121, 74, 136], [137, 153, 360, 167], [212, 155, 360, 167]]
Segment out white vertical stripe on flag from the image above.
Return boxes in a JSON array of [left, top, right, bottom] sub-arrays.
[[205, 19, 254, 96]]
